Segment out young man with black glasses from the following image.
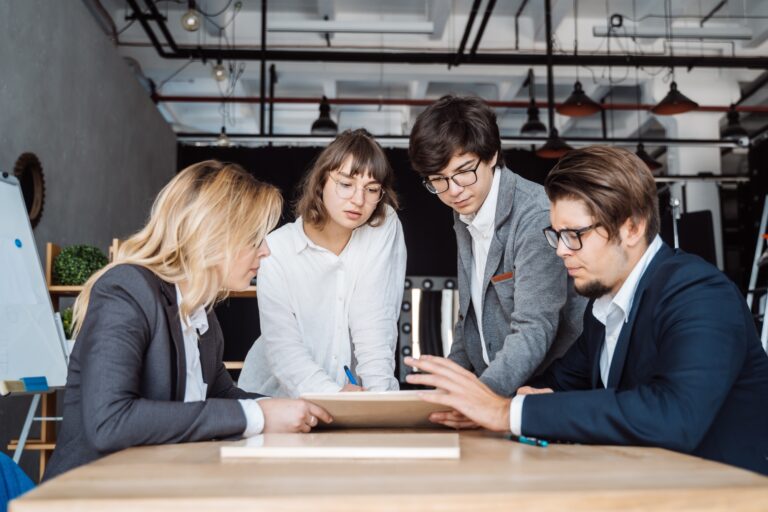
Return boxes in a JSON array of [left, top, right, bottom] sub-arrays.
[[408, 95, 586, 405], [406, 146, 768, 475]]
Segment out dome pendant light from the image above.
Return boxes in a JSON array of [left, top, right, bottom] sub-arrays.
[[557, 81, 602, 117], [310, 96, 338, 135], [521, 99, 547, 136], [651, 81, 699, 115], [536, 129, 573, 159], [212, 60, 227, 82], [721, 104, 749, 141]]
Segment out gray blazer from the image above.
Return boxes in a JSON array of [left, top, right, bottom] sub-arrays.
[[449, 167, 587, 397], [44, 264, 261, 480]]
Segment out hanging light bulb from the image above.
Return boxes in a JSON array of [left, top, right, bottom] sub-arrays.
[[557, 81, 602, 117], [721, 104, 749, 141], [216, 126, 231, 147], [536, 129, 573, 159], [310, 96, 338, 135], [520, 99, 547, 136], [651, 81, 699, 115], [635, 143, 663, 171], [181, 1, 201, 32], [212, 60, 227, 82]]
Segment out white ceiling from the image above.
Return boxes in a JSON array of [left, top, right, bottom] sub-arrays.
[[95, 0, 768, 141]]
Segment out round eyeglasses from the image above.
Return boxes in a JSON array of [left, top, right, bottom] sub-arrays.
[[328, 172, 384, 204], [422, 164, 479, 195], [543, 224, 599, 251]]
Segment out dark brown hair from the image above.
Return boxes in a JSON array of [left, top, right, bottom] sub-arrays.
[[295, 129, 398, 227], [408, 95, 502, 177], [544, 146, 660, 245]]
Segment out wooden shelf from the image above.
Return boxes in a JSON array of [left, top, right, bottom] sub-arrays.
[[227, 286, 257, 298], [7, 441, 57, 451], [48, 285, 84, 296]]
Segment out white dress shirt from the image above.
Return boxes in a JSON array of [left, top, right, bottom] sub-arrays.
[[459, 168, 502, 366], [175, 285, 265, 437], [509, 235, 663, 435], [239, 205, 407, 398]]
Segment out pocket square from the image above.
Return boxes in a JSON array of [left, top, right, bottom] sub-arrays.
[[491, 271, 514, 283]]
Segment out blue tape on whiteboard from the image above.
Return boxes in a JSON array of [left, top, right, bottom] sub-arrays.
[[14, 239, 22, 248], [20, 376, 49, 392]]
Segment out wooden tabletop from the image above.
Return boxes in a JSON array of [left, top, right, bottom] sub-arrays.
[[12, 429, 768, 512]]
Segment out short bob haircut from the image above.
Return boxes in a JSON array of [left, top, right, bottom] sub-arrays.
[[295, 128, 399, 228], [409, 95, 503, 177], [544, 145, 660, 245]]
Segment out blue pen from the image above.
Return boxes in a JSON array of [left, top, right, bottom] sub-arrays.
[[343, 365, 359, 386], [507, 434, 549, 448]]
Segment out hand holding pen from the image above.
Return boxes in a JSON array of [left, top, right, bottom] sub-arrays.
[[341, 365, 364, 392]]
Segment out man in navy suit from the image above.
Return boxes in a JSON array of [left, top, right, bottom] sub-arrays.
[[407, 145, 768, 475]]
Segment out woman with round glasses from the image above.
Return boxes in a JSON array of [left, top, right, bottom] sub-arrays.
[[239, 129, 406, 397]]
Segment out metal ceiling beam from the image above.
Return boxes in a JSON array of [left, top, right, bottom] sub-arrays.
[[469, 0, 497, 55], [452, 0, 482, 67], [154, 95, 768, 113], [125, 0, 768, 70]]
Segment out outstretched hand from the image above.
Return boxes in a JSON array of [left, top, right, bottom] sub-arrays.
[[260, 399, 333, 433], [405, 355, 511, 432]]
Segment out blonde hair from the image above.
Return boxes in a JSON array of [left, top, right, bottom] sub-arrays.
[[72, 160, 283, 337]]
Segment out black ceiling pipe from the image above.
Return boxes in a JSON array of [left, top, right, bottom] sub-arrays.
[[545, 0, 555, 134], [260, 0, 267, 135], [452, 0, 482, 67], [700, 0, 726, 26], [514, 0, 530, 51], [126, 0, 768, 69], [469, 0, 497, 55], [269, 64, 277, 136]]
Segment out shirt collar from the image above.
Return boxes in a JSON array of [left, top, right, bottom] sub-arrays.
[[175, 284, 209, 335], [592, 235, 663, 325], [459, 167, 501, 234]]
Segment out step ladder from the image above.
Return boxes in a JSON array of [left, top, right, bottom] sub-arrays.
[[746, 195, 768, 353]]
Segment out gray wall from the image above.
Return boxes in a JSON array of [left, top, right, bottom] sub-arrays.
[[0, 0, 177, 481]]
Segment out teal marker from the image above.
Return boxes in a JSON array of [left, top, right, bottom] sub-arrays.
[[507, 434, 548, 447]]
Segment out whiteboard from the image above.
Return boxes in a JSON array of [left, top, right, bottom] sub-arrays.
[[0, 173, 68, 387]]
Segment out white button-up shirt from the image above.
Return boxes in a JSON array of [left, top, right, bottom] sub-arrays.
[[175, 285, 264, 436], [459, 168, 502, 366], [239, 206, 407, 398], [509, 235, 663, 435]]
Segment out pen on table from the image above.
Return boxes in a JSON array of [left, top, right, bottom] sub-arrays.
[[343, 365, 359, 386], [507, 434, 549, 447]]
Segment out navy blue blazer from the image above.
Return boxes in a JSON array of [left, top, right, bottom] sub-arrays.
[[524, 243, 768, 475]]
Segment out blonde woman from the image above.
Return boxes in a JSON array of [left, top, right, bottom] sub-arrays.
[[239, 129, 407, 397], [44, 161, 331, 481]]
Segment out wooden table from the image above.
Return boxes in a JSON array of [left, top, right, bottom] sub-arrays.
[[11, 430, 768, 511]]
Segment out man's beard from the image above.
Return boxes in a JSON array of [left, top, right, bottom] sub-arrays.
[[575, 280, 612, 299]]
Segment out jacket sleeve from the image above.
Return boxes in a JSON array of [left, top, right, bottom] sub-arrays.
[[521, 271, 749, 452], [206, 318, 264, 400], [526, 305, 595, 391], [480, 207, 569, 396], [348, 209, 406, 391], [79, 267, 248, 454]]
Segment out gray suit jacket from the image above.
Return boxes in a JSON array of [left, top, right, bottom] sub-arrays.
[[44, 264, 261, 480], [449, 167, 587, 397]]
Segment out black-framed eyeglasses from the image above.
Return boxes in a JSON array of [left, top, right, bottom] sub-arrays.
[[543, 224, 599, 251], [422, 163, 479, 194]]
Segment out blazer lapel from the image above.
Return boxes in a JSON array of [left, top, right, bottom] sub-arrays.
[[454, 216, 473, 315], [159, 280, 186, 402], [481, 168, 516, 300], [606, 244, 674, 388], [590, 317, 606, 389], [198, 314, 218, 389]]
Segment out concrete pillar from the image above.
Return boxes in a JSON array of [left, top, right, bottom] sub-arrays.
[[650, 73, 741, 270]]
